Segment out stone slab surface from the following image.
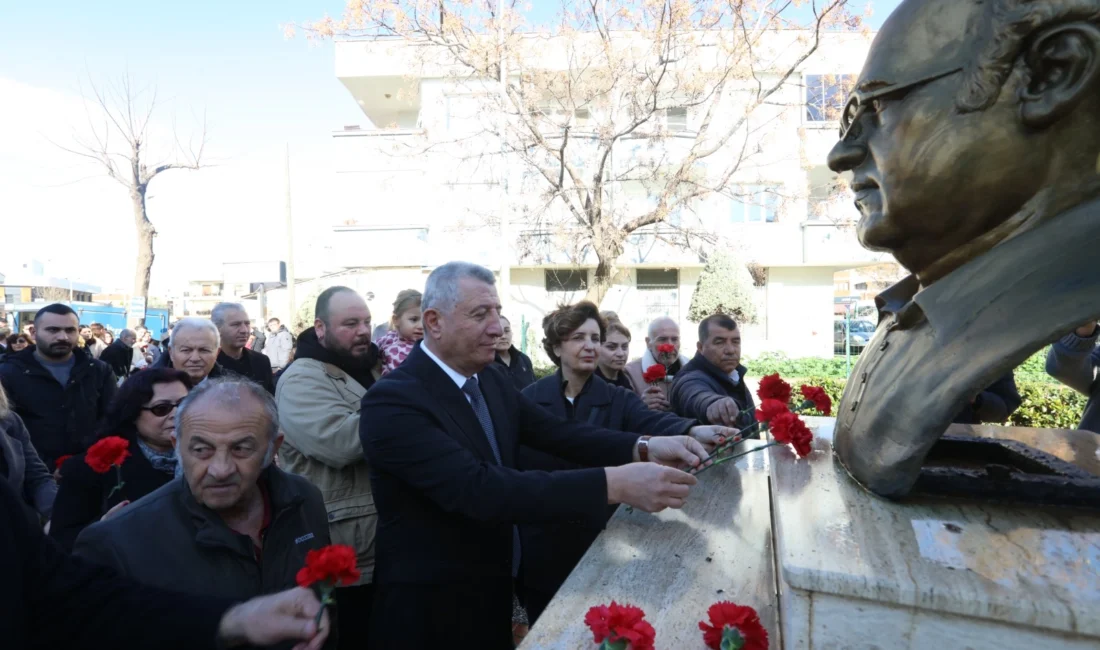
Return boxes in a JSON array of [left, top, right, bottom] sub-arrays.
[[770, 417, 1100, 638], [521, 442, 778, 649]]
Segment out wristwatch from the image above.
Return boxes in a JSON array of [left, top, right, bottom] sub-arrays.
[[637, 435, 653, 462]]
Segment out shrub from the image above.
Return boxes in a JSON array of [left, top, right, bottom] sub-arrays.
[[784, 376, 1087, 430], [688, 249, 758, 324]]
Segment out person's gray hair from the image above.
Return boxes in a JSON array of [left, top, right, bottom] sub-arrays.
[[647, 316, 678, 340], [422, 261, 496, 314], [0, 381, 9, 419], [211, 302, 246, 327], [169, 317, 220, 349], [120, 328, 136, 341], [174, 377, 280, 467]]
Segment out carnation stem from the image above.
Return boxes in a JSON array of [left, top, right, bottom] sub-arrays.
[[691, 442, 781, 476], [689, 421, 763, 473], [107, 464, 125, 499], [314, 586, 334, 630]]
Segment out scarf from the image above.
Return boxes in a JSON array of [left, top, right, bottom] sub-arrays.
[[137, 437, 178, 476], [292, 327, 380, 390]]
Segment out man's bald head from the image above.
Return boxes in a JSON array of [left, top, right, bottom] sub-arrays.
[[646, 317, 681, 364]]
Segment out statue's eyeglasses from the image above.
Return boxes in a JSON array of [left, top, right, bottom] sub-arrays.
[[839, 67, 963, 141]]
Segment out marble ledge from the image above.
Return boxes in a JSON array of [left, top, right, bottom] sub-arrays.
[[520, 441, 778, 649]]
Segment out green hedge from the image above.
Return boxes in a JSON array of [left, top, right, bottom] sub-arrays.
[[747, 348, 1057, 383], [791, 376, 1087, 430]]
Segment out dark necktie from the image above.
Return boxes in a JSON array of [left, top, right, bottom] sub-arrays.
[[461, 377, 521, 577]]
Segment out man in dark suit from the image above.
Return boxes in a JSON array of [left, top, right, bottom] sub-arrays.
[[361, 261, 709, 649]]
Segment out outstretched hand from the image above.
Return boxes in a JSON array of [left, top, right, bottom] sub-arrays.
[[218, 587, 330, 650], [688, 425, 740, 453], [645, 435, 709, 469]]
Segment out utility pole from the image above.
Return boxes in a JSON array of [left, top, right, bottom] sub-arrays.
[[285, 143, 296, 326], [496, 0, 511, 310]]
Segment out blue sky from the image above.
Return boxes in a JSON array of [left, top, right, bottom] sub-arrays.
[[0, 0, 901, 292]]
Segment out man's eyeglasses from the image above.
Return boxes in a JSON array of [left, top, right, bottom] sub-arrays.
[[839, 67, 963, 141], [142, 400, 183, 417]]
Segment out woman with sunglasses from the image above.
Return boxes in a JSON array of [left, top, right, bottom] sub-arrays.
[[49, 368, 193, 551]]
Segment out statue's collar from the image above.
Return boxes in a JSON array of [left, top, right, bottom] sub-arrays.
[[875, 195, 1100, 336]]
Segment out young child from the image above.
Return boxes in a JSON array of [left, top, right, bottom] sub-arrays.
[[376, 289, 424, 375]]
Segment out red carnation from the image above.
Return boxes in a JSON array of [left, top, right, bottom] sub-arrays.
[[641, 364, 667, 385], [85, 436, 131, 498], [584, 601, 656, 650], [85, 436, 131, 474], [656, 343, 676, 355], [296, 544, 361, 628], [699, 601, 768, 650], [757, 373, 792, 404], [296, 544, 361, 589], [800, 385, 832, 416], [755, 399, 789, 424], [770, 412, 813, 458]]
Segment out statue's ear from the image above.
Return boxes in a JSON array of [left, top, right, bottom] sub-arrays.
[[1020, 23, 1100, 128]]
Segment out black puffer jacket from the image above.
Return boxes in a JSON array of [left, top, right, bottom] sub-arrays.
[[668, 353, 757, 431], [0, 347, 116, 469], [73, 466, 331, 602]]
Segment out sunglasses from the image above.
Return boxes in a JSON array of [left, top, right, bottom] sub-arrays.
[[839, 66, 963, 141], [142, 400, 183, 417]]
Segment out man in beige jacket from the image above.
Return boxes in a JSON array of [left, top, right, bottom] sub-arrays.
[[274, 286, 381, 649], [623, 317, 691, 412]]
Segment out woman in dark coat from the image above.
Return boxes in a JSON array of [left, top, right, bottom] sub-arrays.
[[518, 302, 735, 623], [49, 368, 193, 551], [0, 383, 56, 519], [493, 315, 538, 390]]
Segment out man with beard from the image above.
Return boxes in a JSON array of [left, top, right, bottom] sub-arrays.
[[212, 303, 274, 394], [274, 285, 382, 649], [0, 304, 116, 470]]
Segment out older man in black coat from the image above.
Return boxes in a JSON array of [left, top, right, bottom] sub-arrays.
[[361, 261, 711, 649]]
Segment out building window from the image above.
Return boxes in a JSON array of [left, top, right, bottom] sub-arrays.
[[730, 185, 779, 223], [637, 268, 679, 290], [805, 74, 856, 122], [664, 107, 688, 132], [545, 269, 587, 292]]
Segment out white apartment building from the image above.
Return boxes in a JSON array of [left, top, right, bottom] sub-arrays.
[[317, 29, 889, 362]]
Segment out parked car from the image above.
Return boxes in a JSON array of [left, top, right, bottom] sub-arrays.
[[834, 319, 876, 353]]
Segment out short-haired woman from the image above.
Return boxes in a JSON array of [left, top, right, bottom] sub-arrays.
[[517, 302, 737, 622], [596, 316, 635, 391], [49, 368, 193, 551]]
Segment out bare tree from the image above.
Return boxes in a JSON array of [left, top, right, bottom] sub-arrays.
[[298, 0, 862, 303], [54, 74, 207, 325]]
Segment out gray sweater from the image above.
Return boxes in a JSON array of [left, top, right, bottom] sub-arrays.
[[1045, 329, 1100, 433], [0, 411, 57, 518]]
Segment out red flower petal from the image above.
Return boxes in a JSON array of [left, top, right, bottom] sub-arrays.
[[584, 601, 653, 648], [757, 374, 792, 404], [641, 364, 667, 384], [297, 544, 361, 588], [699, 601, 769, 650], [755, 399, 789, 424], [85, 437, 131, 474], [800, 385, 832, 416], [656, 343, 676, 354]]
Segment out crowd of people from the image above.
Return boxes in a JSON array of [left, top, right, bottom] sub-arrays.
[[0, 259, 1097, 649]]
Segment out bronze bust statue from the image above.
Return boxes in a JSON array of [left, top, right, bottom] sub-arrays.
[[829, 0, 1100, 498]]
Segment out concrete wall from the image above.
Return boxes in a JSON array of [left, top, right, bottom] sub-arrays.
[[758, 266, 837, 358]]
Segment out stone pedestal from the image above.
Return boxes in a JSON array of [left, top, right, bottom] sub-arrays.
[[524, 421, 1100, 648], [772, 418, 1100, 649]]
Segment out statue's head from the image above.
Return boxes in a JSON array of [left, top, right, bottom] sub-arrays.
[[828, 0, 1100, 278]]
